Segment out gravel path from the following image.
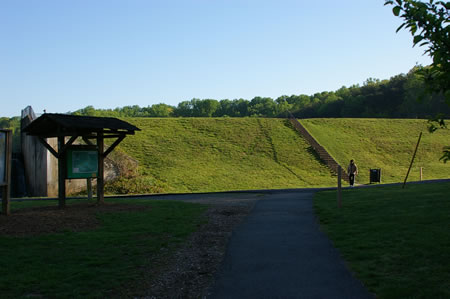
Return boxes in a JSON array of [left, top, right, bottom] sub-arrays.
[[137, 192, 262, 298]]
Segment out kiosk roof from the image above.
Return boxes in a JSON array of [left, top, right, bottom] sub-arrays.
[[22, 113, 140, 137]]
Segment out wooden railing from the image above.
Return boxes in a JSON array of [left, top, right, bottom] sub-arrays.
[[287, 112, 349, 182]]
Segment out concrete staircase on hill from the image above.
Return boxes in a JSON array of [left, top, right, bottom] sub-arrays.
[[287, 112, 350, 183]]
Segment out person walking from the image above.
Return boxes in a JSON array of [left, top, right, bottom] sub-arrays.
[[347, 159, 358, 187]]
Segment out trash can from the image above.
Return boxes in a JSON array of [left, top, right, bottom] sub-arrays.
[[370, 169, 381, 183]]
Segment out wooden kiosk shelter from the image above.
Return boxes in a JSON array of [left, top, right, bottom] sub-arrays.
[[22, 113, 140, 208]]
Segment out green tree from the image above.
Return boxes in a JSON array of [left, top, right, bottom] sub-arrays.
[[216, 99, 233, 117], [248, 97, 276, 117], [275, 96, 293, 116], [234, 99, 250, 117], [73, 105, 97, 116], [0, 117, 21, 152], [192, 99, 220, 117], [288, 94, 311, 113], [148, 103, 174, 117], [175, 101, 193, 117], [385, 0, 450, 162]]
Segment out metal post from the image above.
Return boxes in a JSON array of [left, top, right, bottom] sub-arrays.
[[337, 165, 342, 208]]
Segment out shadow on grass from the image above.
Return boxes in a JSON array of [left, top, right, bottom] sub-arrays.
[[258, 119, 309, 184]]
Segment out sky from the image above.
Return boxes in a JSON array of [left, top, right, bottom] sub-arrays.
[[1, 0, 432, 118]]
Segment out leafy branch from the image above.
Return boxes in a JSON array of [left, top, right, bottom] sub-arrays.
[[385, 0, 450, 162]]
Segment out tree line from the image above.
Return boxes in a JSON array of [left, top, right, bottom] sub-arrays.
[[0, 117, 21, 152], [71, 66, 450, 119]]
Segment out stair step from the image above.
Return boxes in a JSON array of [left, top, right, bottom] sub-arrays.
[[289, 113, 349, 180]]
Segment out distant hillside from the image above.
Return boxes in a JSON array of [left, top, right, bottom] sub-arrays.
[[107, 118, 449, 194], [111, 118, 335, 194], [301, 118, 450, 184]]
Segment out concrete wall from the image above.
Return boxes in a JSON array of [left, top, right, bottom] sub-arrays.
[[21, 115, 49, 196], [45, 137, 59, 197]]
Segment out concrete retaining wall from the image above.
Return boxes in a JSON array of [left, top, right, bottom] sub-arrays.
[[21, 114, 49, 196]]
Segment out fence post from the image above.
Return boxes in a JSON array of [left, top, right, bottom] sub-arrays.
[[420, 167, 423, 181], [337, 165, 342, 208]]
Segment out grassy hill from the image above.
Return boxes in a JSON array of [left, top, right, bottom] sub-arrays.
[[112, 118, 336, 194], [107, 117, 449, 194], [301, 118, 450, 184]]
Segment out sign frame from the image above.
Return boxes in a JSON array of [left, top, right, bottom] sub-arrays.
[[66, 145, 99, 179]]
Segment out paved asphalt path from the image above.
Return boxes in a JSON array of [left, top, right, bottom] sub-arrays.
[[208, 190, 374, 299]]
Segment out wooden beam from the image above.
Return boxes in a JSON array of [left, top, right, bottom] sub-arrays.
[[77, 134, 97, 140], [26, 131, 89, 139], [1, 130, 12, 216], [57, 136, 66, 208], [87, 178, 93, 200], [97, 132, 104, 204], [82, 136, 94, 146], [31, 131, 134, 141], [403, 132, 422, 189], [98, 134, 126, 139], [38, 137, 59, 158], [103, 134, 132, 138], [84, 133, 134, 139], [59, 135, 79, 155], [102, 129, 133, 134], [103, 135, 125, 158]]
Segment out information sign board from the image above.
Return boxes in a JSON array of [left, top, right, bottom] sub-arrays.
[[0, 131, 5, 184], [66, 147, 98, 179]]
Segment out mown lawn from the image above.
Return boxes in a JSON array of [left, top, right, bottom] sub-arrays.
[[301, 118, 450, 184], [0, 199, 207, 298], [114, 118, 335, 194], [314, 182, 450, 298], [113, 118, 448, 194]]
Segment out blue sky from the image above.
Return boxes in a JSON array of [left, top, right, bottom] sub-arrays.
[[1, 0, 431, 117]]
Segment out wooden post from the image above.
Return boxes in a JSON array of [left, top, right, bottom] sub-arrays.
[[1, 130, 12, 216], [57, 136, 66, 208], [420, 167, 423, 181], [97, 132, 104, 204], [337, 165, 342, 208], [87, 178, 93, 200], [403, 132, 422, 189]]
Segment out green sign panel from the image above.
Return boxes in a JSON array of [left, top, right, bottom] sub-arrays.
[[66, 148, 98, 179]]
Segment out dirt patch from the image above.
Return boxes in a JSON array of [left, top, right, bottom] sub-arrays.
[[0, 202, 151, 237], [138, 204, 254, 299], [0, 197, 256, 298]]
